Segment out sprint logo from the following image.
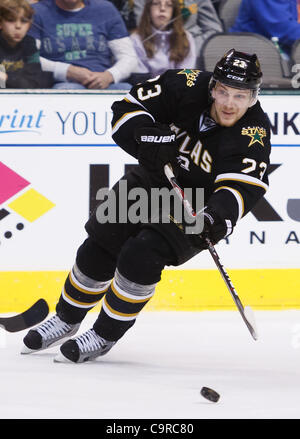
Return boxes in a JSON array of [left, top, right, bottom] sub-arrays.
[[0, 161, 55, 243]]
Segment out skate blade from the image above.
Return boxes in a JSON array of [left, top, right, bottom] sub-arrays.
[[20, 344, 37, 355], [54, 352, 75, 364], [21, 338, 67, 355]]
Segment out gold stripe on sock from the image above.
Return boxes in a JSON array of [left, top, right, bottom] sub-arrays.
[[63, 288, 101, 307], [103, 296, 140, 318], [111, 282, 153, 304], [69, 272, 110, 295]]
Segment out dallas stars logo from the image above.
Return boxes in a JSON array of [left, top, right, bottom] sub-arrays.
[[177, 69, 201, 87], [241, 126, 266, 146]]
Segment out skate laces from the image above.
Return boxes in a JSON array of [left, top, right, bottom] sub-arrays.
[[75, 329, 109, 353], [36, 315, 74, 340]]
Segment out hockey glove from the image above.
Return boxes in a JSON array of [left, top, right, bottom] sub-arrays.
[[188, 207, 233, 251], [135, 123, 179, 176]]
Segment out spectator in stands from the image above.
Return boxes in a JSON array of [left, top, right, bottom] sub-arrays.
[[134, 0, 223, 67], [108, 0, 136, 31], [28, 0, 138, 89], [211, 0, 221, 14], [230, 0, 300, 56], [0, 0, 53, 88], [129, 0, 196, 82]]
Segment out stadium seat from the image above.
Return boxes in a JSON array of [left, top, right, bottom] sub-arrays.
[[291, 38, 300, 64], [218, 0, 242, 32], [200, 33, 293, 89]]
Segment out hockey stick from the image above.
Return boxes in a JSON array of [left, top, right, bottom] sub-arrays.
[[0, 299, 49, 333], [164, 163, 258, 340]]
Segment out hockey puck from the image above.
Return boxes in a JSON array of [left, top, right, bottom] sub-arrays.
[[200, 387, 220, 403]]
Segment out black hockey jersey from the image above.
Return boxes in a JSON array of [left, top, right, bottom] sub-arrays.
[[111, 69, 271, 227]]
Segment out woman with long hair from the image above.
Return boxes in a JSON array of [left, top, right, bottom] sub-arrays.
[[130, 0, 196, 79]]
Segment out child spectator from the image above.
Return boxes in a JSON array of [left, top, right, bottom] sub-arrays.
[[134, 0, 223, 68], [129, 0, 196, 82], [0, 0, 54, 88]]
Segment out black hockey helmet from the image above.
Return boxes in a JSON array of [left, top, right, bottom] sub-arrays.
[[212, 48, 262, 91]]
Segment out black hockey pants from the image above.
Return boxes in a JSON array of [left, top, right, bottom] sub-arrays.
[[56, 169, 199, 341]]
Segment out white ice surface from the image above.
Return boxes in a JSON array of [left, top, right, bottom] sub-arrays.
[[1, 310, 300, 419]]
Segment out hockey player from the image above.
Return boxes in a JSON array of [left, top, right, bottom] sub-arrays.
[[22, 49, 271, 363]]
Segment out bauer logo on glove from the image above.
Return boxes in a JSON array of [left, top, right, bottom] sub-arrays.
[[140, 134, 176, 143], [135, 123, 179, 175]]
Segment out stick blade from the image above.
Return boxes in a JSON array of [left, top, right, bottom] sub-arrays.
[[244, 306, 259, 340], [0, 299, 49, 333]]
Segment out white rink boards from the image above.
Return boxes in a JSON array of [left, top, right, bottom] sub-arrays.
[[0, 91, 299, 312]]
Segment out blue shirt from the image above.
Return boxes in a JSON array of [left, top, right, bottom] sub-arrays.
[[230, 0, 300, 53], [28, 0, 128, 71]]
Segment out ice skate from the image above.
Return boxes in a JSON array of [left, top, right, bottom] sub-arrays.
[[54, 328, 116, 363], [21, 314, 80, 354]]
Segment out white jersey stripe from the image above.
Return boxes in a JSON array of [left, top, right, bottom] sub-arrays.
[[215, 173, 268, 192], [214, 186, 244, 221], [112, 110, 155, 136], [124, 93, 149, 110]]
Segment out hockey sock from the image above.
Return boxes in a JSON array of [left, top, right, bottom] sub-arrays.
[[93, 269, 156, 341], [56, 263, 111, 324], [56, 237, 116, 324]]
